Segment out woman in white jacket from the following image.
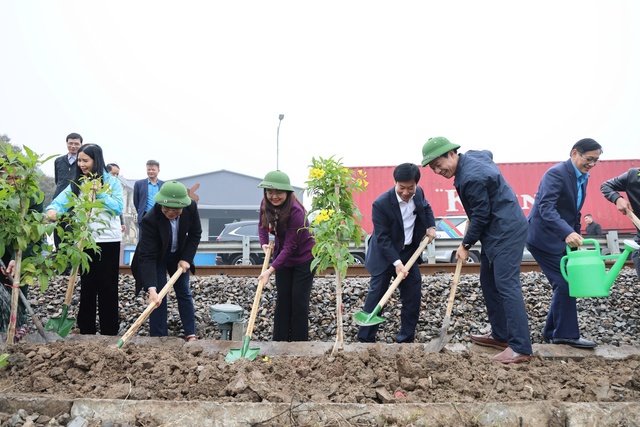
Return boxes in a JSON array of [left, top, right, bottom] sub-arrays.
[[46, 144, 123, 335]]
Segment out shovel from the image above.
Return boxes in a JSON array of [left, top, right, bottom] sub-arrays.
[[0, 259, 48, 342], [225, 242, 273, 362], [45, 265, 82, 338], [425, 219, 470, 352], [117, 268, 184, 348], [424, 256, 463, 352], [353, 235, 434, 326]]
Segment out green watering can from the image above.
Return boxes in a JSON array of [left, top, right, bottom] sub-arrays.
[[560, 238, 640, 298]]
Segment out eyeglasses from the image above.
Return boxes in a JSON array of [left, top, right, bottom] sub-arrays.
[[578, 152, 599, 165], [161, 206, 183, 213]]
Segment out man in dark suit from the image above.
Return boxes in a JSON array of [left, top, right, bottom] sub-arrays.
[[527, 138, 603, 349], [357, 163, 437, 344], [422, 137, 533, 364], [53, 132, 82, 198], [52, 132, 82, 262], [131, 180, 202, 341], [583, 214, 603, 236], [133, 160, 164, 236]]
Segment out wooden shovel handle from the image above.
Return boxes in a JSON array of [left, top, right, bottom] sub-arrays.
[[62, 181, 99, 306], [444, 219, 470, 317], [444, 258, 463, 318], [119, 268, 184, 345], [627, 210, 640, 231], [377, 235, 435, 309], [245, 242, 274, 339]]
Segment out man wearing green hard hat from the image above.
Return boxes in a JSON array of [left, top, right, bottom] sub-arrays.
[[132, 180, 202, 342], [421, 137, 533, 364]]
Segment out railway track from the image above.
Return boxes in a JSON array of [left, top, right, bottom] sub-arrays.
[[119, 260, 636, 277], [119, 262, 542, 277]]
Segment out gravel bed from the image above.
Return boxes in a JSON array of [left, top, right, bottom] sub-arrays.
[[26, 267, 640, 346]]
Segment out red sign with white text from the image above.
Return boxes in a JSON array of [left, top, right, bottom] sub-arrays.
[[349, 159, 640, 235]]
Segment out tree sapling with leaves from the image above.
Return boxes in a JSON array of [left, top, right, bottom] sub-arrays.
[[305, 156, 367, 355]]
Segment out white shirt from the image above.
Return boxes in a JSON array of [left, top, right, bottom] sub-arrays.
[[392, 193, 417, 267], [396, 193, 416, 246]]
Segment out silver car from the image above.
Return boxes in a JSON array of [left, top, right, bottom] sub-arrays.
[[423, 216, 534, 263]]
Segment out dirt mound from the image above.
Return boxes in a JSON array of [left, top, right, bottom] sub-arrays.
[[2, 339, 640, 405]]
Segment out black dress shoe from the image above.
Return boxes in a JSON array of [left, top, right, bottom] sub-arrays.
[[541, 328, 550, 343], [551, 338, 597, 349]]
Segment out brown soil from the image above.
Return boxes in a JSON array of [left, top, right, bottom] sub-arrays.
[[1, 340, 639, 405]]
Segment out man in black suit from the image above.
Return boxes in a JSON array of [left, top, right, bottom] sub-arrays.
[[131, 180, 202, 341], [53, 132, 82, 198], [357, 163, 437, 343], [52, 132, 82, 260], [583, 214, 603, 236]]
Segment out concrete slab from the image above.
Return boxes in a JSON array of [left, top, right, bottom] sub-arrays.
[[1, 397, 638, 426]]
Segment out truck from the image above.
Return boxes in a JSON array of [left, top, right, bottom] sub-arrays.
[[349, 159, 640, 235]]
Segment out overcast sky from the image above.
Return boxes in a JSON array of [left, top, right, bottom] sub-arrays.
[[1, 1, 638, 189]]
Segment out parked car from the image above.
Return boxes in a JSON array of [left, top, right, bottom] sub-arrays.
[[216, 220, 265, 265], [423, 215, 535, 263], [216, 220, 366, 265]]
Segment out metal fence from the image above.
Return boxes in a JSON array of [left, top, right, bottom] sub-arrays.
[[195, 231, 635, 265]]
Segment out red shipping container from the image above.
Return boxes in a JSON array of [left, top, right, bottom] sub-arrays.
[[349, 160, 640, 235]]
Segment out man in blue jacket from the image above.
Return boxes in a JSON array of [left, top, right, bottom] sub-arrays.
[[527, 138, 602, 349], [422, 137, 532, 364], [357, 163, 437, 344], [133, 160, 164, 237]]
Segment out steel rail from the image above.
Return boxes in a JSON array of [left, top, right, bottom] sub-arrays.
[[119, 260, 637, 277]]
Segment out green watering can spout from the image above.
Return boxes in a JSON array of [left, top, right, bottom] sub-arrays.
[[560, 239, 640, 298]]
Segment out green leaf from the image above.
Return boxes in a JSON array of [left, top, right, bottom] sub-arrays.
[[0, 353, 9, 369]]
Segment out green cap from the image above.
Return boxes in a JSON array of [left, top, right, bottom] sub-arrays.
[[421, 137, 460, 166], [258, 170, 294, 191], [154, 181, 192, 208]]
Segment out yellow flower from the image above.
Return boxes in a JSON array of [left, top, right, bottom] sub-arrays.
[[313, 209, 334, 224], [309, 168, 325, 179]]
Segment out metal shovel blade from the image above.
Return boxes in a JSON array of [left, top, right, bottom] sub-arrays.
[[353, 305, 386, 326], [424, 315, 454, 352], [225, 336, 260, 362], [44, 305, 75, 338]]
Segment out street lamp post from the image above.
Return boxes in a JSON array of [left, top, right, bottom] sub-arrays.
[[277, 114, 284, 170]]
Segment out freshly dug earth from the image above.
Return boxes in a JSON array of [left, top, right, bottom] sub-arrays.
[[1, 339, 640, 405]]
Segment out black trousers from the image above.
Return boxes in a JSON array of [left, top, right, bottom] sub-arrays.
[[272, 259, 314, 342], [77, 242, 121, 335]]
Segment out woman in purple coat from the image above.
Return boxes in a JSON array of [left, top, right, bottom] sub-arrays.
[[257, 170, 315, 342]]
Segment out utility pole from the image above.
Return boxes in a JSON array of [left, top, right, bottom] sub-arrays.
[[277, 114, 284, 169]]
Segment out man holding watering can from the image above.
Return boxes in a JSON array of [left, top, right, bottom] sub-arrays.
[[601, 167, 640, 279], [527, 138, 603, 349]]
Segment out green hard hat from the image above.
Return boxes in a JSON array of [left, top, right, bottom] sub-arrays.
[[421, 136, 460, 166], [154, 180, 192, 208], [258, 170, 294, 191]]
